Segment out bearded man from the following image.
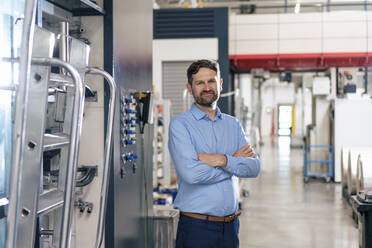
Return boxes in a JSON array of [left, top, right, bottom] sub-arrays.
[[168, 59, 261, 248]]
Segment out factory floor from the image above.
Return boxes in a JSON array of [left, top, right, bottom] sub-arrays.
[[238, 136, 358, 248]]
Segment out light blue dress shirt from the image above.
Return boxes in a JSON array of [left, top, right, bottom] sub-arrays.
[[168, 104, 261, 217]]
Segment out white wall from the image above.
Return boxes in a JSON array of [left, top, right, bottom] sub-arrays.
[[260, 78, 296, 137], [229, 11, 372, 55], [153, 38, 218, 99]]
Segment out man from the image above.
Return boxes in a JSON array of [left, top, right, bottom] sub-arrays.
[[168, 59, 261, 248]]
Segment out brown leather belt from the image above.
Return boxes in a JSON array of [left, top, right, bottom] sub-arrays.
[[180, 211, 241, 223]]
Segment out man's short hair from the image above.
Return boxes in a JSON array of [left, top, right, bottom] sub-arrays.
[[187, 59, 220, 85]]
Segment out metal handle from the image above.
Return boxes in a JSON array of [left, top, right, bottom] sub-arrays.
[[32, 57, 85, 248], [85, 67, 117, 248]]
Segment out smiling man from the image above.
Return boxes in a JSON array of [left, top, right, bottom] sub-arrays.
[[168, 59, 261, 248]]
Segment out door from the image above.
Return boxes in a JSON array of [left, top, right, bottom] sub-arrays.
[[278, 105, 293, 136]]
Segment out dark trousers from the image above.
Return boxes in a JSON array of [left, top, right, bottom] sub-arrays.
[[176, 215, 240, 248]]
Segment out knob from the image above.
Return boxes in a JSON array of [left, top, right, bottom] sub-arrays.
[[121, 154, 127, 162], [126, 139, 135, 145], [125, 98, 135, 104], [126, 119, 136, 125], [125, 130, 135, 135], [125, 109, 135, 114], [132, 153, 138, 159]]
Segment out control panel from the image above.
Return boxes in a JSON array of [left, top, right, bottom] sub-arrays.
[[119, 90, 153, 178], [120, 91, 139, 177]]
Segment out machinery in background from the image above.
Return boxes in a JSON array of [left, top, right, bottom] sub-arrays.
[[104, 1, 154, 247], [5, 12, 117, 248], [337, 68, 359, 96], [152, 99, 172, 188], [303, 76, 334, 182], [2, 0, 156, 247]]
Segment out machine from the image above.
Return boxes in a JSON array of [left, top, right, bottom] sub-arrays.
[[1, 0, 154, 247]]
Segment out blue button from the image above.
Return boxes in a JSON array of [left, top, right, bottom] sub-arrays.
[[133, 153, 138, 159], [126, 119, 135, 125], [126, 130, 135, 134]]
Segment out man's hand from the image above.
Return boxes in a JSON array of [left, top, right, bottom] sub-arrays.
[[197, 144, 255, 168], [197, 153, 227, 167], [233, 144, 255, 158]]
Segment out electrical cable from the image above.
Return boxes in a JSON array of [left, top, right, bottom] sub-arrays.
[[49, 167, 96, 187], [76, 168, 96, 187]]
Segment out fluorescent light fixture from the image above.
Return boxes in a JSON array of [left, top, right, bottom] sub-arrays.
[[294, 3, 300, 13]]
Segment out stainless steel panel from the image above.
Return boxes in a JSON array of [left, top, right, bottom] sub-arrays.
[[109, 0, 153, 247], [113, 0, 152, 92]]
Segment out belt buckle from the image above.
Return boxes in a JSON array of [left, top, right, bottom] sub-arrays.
[[224, 215, 232, 222]]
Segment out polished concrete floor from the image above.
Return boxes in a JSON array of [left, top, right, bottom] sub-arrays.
[[239, 137, 359, 248]]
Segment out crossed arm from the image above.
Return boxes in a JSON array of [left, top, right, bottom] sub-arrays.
[[168, 118, 261, 185], [197, 144, 256, 167], [198, 143, 260, 178]]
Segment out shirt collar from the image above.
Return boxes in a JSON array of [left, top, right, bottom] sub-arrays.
[[190, 103, 223, 121]]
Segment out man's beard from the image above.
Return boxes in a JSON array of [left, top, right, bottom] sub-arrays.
[[192, 89, 219, 107]]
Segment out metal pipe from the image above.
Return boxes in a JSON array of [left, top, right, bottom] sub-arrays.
[[85, 67, 117, 248], [0, 85, 17, 91], [6, 0, 38, 247], [59, 22, 70, 74], [32, 57, 84, 248], [245, 2, 372, 9], [365, 67, 368, 94], [160, 1, 372, 9]]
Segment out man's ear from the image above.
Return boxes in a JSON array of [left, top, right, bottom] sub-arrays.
[[220, 78, 223, 91], [186, 83, 192, 94]]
